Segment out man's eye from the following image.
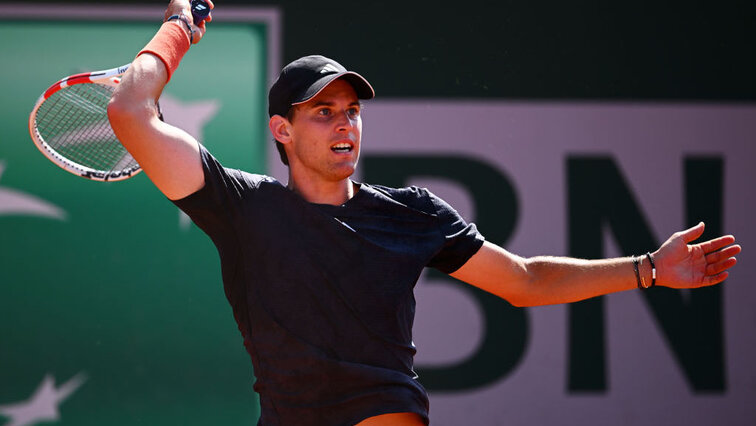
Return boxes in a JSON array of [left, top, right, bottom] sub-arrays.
[[318, 109, 331, 116], [348, 108, 360, 116]]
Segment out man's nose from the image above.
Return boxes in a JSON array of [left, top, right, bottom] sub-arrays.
[[336, 110, 355, 131]]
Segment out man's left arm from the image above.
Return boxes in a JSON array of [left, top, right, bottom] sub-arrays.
[[450, 222, 741, 307]]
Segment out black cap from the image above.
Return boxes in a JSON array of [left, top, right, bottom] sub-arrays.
[[268, 55, 375, 117]]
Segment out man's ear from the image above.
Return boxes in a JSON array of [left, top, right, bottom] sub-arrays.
[[269, 115, 292, 144]]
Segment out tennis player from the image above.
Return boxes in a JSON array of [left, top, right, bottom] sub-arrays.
[[107, 1, 741, 425]]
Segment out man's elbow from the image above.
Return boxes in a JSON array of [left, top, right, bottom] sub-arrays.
[[107, 95, 133, 133], [505, 258, 544, 308], [107, 95, 155, 146], [108, 90, 143, 118], [469, 281, 536, 308], [507, 291, 535, 309], [105, 83, 162, 168]]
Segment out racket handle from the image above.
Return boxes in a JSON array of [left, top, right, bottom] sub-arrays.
[[191, 0, 211, 25]]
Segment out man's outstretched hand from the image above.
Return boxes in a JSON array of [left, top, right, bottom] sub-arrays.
[[654, 222, 741, 289]]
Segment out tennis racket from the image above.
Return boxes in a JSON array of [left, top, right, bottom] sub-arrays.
[[28, 0, 212, 182]]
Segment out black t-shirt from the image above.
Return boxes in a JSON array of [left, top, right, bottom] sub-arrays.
[[172, 146, 485, 426]]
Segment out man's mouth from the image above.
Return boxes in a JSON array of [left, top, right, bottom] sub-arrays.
[[331, 142, 353, 153]]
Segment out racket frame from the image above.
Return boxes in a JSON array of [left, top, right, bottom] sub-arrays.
[[28, 63, 141, 182]]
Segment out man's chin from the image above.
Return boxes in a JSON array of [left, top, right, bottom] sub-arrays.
[[332, 166, 356, 181], [332, 160, 357, 179]]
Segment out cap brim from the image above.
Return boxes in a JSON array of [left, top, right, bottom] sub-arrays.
[[291, 71, 375, 106]]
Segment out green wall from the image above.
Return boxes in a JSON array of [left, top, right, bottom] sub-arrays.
[[0, 18, 268, 425]]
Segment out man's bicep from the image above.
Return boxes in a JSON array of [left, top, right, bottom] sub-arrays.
[[110, 110, 204, 200], [450, 241, 531, 305], [140, 119, 205, 200]]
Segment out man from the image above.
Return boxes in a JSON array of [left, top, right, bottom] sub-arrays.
[[107, 1, 740, 425]]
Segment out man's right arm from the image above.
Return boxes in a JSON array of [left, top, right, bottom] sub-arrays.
[[108, 0, 210, 201]]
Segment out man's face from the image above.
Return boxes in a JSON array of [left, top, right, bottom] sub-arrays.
[[286, 79, 362, 183]]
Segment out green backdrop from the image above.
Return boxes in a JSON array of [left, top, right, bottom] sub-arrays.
[[0, 19, 268, 425]]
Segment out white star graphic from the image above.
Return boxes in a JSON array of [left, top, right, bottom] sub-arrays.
[[159, 94, 220, 143], [0, 373, 87, 426], [0, 161, 66, 220], [158, 94, 221, 230]]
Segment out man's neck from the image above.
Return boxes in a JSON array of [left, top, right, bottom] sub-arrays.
[[287, 176, 356, 205]]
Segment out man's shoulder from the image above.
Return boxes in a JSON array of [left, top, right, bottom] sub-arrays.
[[362, 183, 438, 214], [237, 170, 279, 186], [197, 143, 281, 189], [365, 183, 431, 202]]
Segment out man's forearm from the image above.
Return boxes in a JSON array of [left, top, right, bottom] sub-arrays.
[[519, 254, 654, 306], [110, 53, 168, 123], [451, 241, 656, 308]]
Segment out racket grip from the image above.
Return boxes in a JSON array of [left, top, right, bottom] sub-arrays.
[[191, 0, 211, 25]]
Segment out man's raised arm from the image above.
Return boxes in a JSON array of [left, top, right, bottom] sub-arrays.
[[108, 0, 214, 200], [451, 222, 741, 307]]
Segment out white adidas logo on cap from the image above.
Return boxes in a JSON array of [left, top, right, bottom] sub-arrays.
[[320, 63, 340, 74]]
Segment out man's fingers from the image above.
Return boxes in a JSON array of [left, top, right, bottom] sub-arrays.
[[700, 236, 738, 255], [202, 0, 214, 22], [706, 257, 738, 276], [703, 271, 729, 287], [705, 244, 741, 263], [201, 0, 213, 22]]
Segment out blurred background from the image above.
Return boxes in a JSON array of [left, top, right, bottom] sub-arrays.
[[1, 1, 754, 425]]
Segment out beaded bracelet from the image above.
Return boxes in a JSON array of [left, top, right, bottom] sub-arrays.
[[632, 256, 644, 289], [646, 252, 657, 287], [639, 255, 647, 288]]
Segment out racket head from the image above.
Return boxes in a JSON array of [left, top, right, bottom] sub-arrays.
[[28, 64, 142, 182]]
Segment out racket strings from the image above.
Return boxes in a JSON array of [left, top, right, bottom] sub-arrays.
[[34, 83, 138, 172]]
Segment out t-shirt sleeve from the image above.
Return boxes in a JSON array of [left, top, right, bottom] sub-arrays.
[[170, 144, 263, 244], [424, 189, 485, 273]]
